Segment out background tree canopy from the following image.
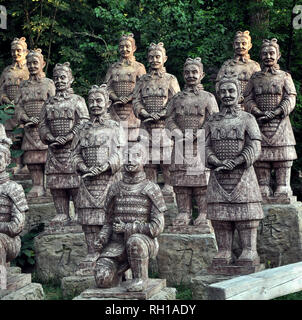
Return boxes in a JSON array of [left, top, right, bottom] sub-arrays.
[[1, 0, 302, 196]]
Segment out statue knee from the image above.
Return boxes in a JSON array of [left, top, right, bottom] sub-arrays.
[[126, 235, 148, 259], [94, 258, 118, 288]]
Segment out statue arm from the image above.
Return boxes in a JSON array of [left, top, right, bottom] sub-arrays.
[[38, 104, 55, 144], [0, 203, 25, 238], [107, 125, 126, 174], [132, 79, 148, 118], [165, 98, 181, 133], [205, 122, 222, 168], [0, 68, 11, 104], [244, 79, 263, 116], [15, 89, 30, 123], [277, 74, 297, 118]]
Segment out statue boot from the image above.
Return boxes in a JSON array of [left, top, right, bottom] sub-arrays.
[[126, 235, 149, 292], [173, 187, 191, 226], [274, 161, 293, 198], [50, 189, 71, 225], [254, 161, 272, 197], [27, 164, 45, 198], [161, 163, 174, 194], [236, 220, 260, 266], [94, 257, 121, 288], [211, 221, 233, 266], [193, 187, 210, 229]]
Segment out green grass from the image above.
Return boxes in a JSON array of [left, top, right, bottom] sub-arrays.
[[274, 290, 302, 300], [175, 284, 192, 300], [43, 283, 64, 300]]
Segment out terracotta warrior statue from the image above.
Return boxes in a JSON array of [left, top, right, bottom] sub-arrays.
[[206, 72, 263, 273], [94, 143, 166, 291], [216, 31, 260, 110], [244, 39, 297, 201], [39, 62, 89, 226], [104, 33, 146, 142], [0, 37, 29, 173], [166, 58, 219, 227], [71, 84, 125, 273], [133, 42, 180, 193], [16, 49, 55, 198], [0, 124, 28, 289]]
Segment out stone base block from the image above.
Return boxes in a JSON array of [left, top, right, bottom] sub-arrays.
[[165, 223, 213, 234], [190, 273, 236, 300], [61, 275, 95, 299], [262, 195, 297, 205], [7, 273, 32, 291], [34, 231, 87, 282], [207, 263, 265, 276], [22, 202, 56, 235], [73, 279, 167, 300], [154, 232, 217, 286], [0, 283, 44, 300]]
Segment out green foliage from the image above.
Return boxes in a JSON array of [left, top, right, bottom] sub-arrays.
[[274, 290, 302, 300], [175, 284, 193, 300], [14, 224, 44, 271]]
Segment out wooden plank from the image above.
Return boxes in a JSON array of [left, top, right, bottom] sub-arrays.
[[208, 261, 302, 300]]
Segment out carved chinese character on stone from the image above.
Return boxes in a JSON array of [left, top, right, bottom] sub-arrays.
[[0, 124, 28, 289], [244, 39, 297, 203], [71, 84, 125, 275], [216, 31, 260, 110], [15, 49, 55, 198], [39, 62, 89, 229], [94, 143, 166, 292], [0, 37, 29, 173], [105, 33, 146, 142], [133, 42, 180, 193], [166, 58, 219, 229], [206, 72, 264, 275]]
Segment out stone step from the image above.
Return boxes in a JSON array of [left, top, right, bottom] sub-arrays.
[[1, 283, 44, 300], [7, 273, 31, 291]]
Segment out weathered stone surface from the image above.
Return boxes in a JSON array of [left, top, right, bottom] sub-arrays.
[[148, 287, 176, 300], [0, 283, 44, 300], [34, 231, 87, 282], [154, 232, 217, 286], [61, 275, 95, 299], [208, 261, 302, 300], [7, 273, 31, 291], [73, 279, 167, 300], [191, 273, 236, 300], [22, 202, 56, 235]]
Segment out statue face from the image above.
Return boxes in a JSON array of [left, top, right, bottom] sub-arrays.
[[148, 49, 166, 70], [11, 44, 27, 63], [27, 55, 43, 76], [261, 45, 278, 67], [119, 39, 134, 59], [123, 146, 145, 173], [0, 151, 8, 173], [88, 92, 107, 116], [219, 82, 239, 107], [233, 36, 250, 56], [184, 64, 202, 86], [53, 69, 72, 92]]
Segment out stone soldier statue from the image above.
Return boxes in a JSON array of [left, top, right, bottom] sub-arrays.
[[94, 143, 166, 291], [133, 42, 180, 193], [104, 33, 146, 142], [216, 31, 260, 110], [244, 38, 297, 202], [16, 49, 55, 198], [71, 84, 125, 273], [206, 72, 263, 273], [0, 124, 28, 289], [0, 37, 29, 173], [166, 57, 219, 227], [39, 62, 89, 227]]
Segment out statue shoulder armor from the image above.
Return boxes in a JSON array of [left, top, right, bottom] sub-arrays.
[[5, 181, 28, 212], [142, 181, 167, 213]]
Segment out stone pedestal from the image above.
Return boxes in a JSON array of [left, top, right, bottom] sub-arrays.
[[0, 267, 44, 300], [61, 275, 95, 299], [34, 230, 87, 282], [73, 279, 175, 300], [153, 232, 217, 286]]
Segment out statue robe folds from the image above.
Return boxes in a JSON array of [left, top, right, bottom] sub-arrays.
[[205, 110, 264, 221]]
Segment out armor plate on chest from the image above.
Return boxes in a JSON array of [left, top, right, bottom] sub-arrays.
[[113, 81, 135, 97], [114, 194, 151, 223], [176, 114, 203, 132], [82, 146, 109, 167], [255, 94, 282, 112], [212, 139, 242, 161], [113, 103, 133, 119], [49, 118, 72, 137], [0, 195, 11, 222], [24, 101, 44, 118], [143, 96, 165, 113], [6, 85, 19, 101]]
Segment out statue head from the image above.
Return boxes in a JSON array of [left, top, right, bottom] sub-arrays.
[[260, 38, 281, 67], [148, 42, 167, 70], [0, 124, 12, 173], [53, 62, 74, 92], [233, 31, 252, 57], [119, 33, 136, 59], [10, 37, 28, 64], [183, 57, 205, 86], [26, 49, 46, 77], [88, 84, 111, 117], [123, 143, 147, 174], [217, 71, 241, 108]]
